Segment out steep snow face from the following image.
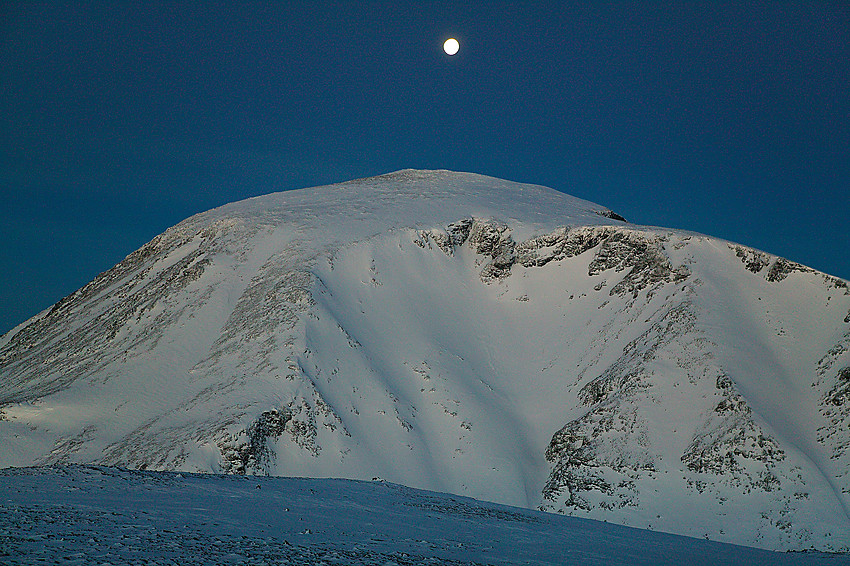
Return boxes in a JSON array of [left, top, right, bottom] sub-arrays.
[[1, 170, 849, 551]]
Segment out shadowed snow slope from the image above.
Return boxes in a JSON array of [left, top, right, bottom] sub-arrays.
[[1, 465, 844, 566], [2, 170, 849, 551]]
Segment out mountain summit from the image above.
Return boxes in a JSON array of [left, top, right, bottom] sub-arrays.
[[2, 170, 849, 551]]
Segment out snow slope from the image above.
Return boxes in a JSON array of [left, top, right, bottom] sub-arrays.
[[1, 465, 844, 566], [1, 170, 849, 551]]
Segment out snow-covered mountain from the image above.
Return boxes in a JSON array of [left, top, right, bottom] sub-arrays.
[[2, 170, 849, 551]]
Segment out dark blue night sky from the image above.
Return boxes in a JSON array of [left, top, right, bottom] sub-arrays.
[[1, 2, 848, 334]]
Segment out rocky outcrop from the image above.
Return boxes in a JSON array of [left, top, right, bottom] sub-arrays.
[[596, 209, 628, 222], [465, 220, 517, 281], [681, 375, 785, 492], [824, 367, 850, 408], [588, 231, 690, 297], [418, 220, 691, 296], [766, 258, 812, 282], [541, 294, 799, 523], [731, 245, 771, 274], [219, 409, 291, 474], [542, 407, 651, 511], [729, 244, 818, 283], [541, 302, 696, 513]]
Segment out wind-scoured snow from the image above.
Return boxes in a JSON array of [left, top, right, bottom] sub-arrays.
[[1, 465, 843, 566], [1, 170, 849, 552]]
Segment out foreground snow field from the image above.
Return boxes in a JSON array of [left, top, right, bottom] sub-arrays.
[[1, 465, 845, 566]]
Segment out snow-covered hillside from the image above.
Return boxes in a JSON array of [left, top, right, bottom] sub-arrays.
[[2, 170, 849, 551], [1, 465, 843, 565]]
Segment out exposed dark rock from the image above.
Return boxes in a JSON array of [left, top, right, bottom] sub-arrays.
[[543, 467, 611, 511], [596, 209, 628, 222], [824, 367, 850, 407], [465, 220, 511, 257], [730, 244, 832, 287], [823, 275, 849, 294], [816, 333, 850, 463], [730, 245, 770, 274], [542, 299, 688, 513], [447, 218, 474, 247], [587, 231, 688, 298], [463, 220, 516, 281], [542, 409, 647, 511], [766, 258, 812, 282], [416, 218, 518, 280], [681, 375, 785, 487], [414, 228, 454, 255], [417, 221, 691, 296], [514, 227, 612, 269], [587, 231, 647, 276], [220, 409, 291, 474]]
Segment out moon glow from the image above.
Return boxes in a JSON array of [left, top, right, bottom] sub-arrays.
[[443, 38, 459, 55]]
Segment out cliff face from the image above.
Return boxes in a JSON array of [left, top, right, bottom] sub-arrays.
[[1, 170, 849, 551]]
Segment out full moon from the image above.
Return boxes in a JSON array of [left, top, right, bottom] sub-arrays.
[[443, 38, 459, 56]]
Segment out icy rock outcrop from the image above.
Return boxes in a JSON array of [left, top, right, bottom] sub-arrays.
[[823, 367, 850, 407], [465, 220, 517, 281], [219, 409, 291, 474], [541, 303, 698, 512], [542, 408, 651, 511], [731, 245, 772, 274], [766, 258, 813, 282], [419, 220, 691, 296], [818, 351, 850, 463], [595, 209, 628, 222], [730, 244, 815, 283], [681, 375, 786, 492]]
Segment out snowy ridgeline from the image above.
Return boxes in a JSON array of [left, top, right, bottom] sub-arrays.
[[0, 465, 844, 566]]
